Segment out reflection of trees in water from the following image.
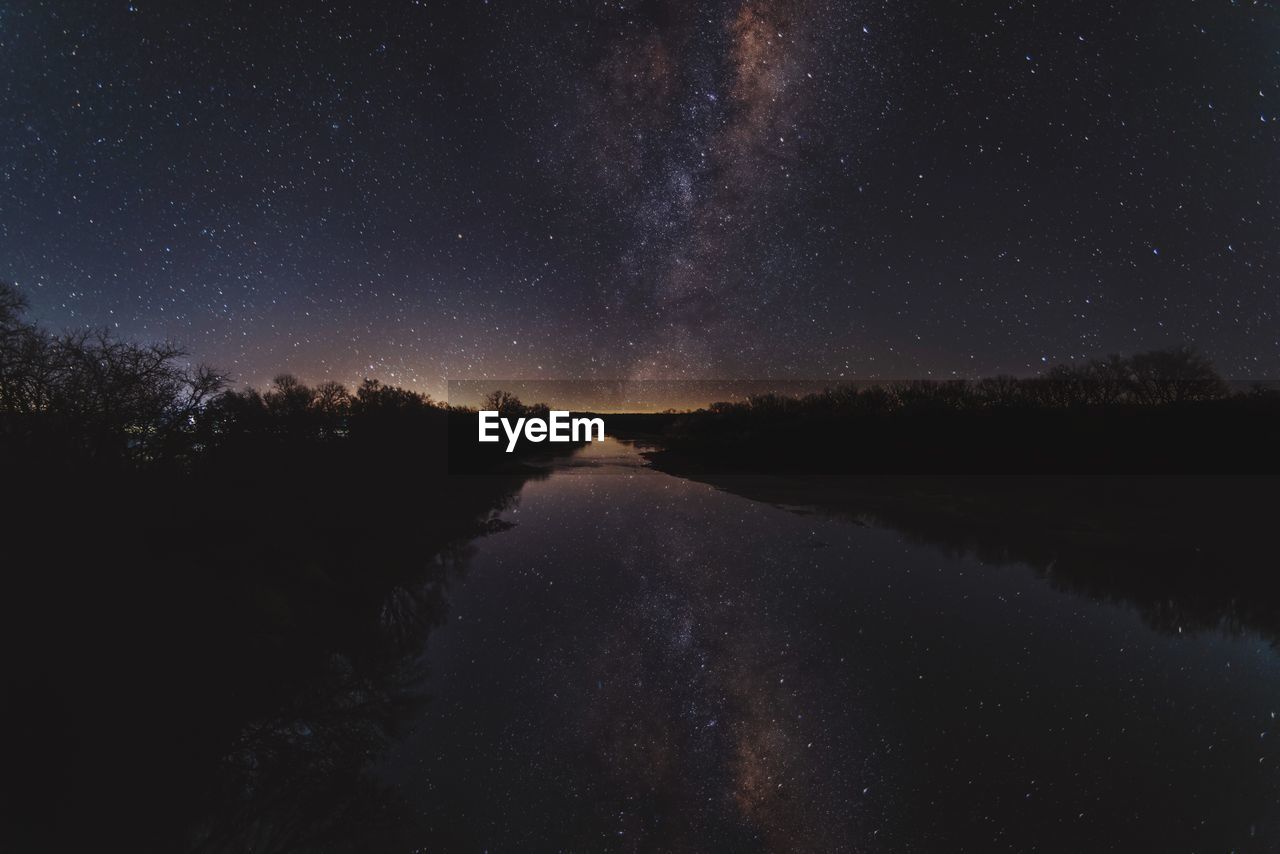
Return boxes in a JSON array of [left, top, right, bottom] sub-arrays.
[[2, 430, 542, 852], [886, 510, 1277, 643], [5, 468, 532, 852], [188, 541, 482, 854], [680, 475, 1280, 647]]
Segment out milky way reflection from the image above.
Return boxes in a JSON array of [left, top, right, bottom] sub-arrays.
[[365, 440, 1280, 851]]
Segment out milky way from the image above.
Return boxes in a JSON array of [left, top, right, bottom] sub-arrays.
[[568, 0, 874, 378], [1, 1, 1276, 395]]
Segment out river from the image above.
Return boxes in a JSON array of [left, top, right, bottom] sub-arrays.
[[344, 438, 1279, 851]]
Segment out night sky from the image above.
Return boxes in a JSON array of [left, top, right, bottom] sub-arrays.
[[2, 0, 1277, 396]]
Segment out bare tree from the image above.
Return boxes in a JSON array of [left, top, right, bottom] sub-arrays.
[[1128, 347, 1227, 404], [313, 380, 351, 415], [264, 374, 314, 418], [481, 390, 523, 416], [1085, 354, 1130, 405], [975, 375, 1022, 407], [0, 282, 226, 463]]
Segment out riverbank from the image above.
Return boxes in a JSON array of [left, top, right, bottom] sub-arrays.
[[612, 380, 1280, 476], [643, 449, 1280, 643], [0, 450, 551, 852]]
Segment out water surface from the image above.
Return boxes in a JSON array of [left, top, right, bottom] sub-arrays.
[[363, 439, 1280, 851]]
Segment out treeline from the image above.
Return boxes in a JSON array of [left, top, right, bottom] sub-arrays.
[[648, 348, 1280, 475], [0, 282, 551, 850], [0, 282, 558, 475], [704, 347, 1242, 416], [0, 283, 224, 468]]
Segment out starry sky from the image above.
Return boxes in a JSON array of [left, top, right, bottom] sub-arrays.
[[2, 0, 1277, 396]]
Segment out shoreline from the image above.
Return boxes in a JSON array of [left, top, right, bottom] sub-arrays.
[[642, 447, 1280, 643]]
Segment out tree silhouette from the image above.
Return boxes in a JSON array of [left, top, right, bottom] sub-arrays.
[[0, 282, 225, 464], [481, 389, 523, 416], [1128, 346, 1227, 404]]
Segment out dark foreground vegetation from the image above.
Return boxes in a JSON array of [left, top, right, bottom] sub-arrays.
[[632, 348, 1280, 475], [4, 276, 1279, 849], [0, 283, 563, 850]]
